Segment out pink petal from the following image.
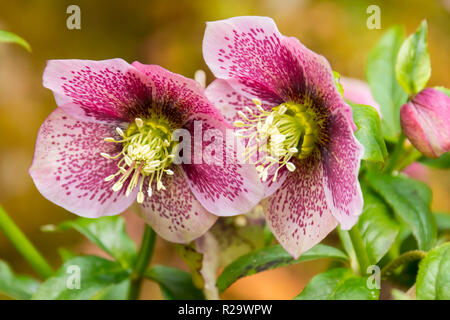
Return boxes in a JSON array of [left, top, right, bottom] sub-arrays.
[[205, 79, 284, 197], [322, 109, 364, 229], [131, 62, 223, 123], [284, 36, 356, 130], [203, 16, 302, 104], [205, 79, 275, 123], [29, 109, 136, 218], [263, 153, 338, 259], [43, 59, 151, 123], [139, 166, 217, 243], [203, 16, 355, 130], [182, 115, 264, 216], [400, 88, 450, 158], [340, 77, 381, 115]]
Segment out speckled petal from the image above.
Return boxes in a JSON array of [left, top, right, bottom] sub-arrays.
[[322, 109, 364, 230], [29, 108, 136, 218], [263, 152, 338, 259], [139, 166, 217, 243], [182, 116, 264, 216], [284, 36, 355, 130], [131, 62, 224, 124], [400, 88, 450, 158], [203, 16, 303, 104], [43, 59, 152, 123], [205, 79, 284, 197]]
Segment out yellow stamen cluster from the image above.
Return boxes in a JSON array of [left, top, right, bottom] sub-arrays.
[[234, 100, 319, 182], [101, 117, 177, 203]]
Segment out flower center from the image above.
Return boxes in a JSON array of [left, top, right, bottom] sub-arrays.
[[234, 100, 321, 182], [101, 117, 177, 203]]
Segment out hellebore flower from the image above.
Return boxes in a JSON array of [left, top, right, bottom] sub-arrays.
[[400, 88, 450, 158], [29, 59, 263, 243], [203, 16, 364, 258]]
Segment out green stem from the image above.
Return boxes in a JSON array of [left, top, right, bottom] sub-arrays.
[[0, 205, 53, 279], [127, 225, 156, 300], [381, 250, 427, 280], [348, 226, 371, 276], [383, 134, 406, 174]]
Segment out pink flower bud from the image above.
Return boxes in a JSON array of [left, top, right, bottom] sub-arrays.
[[400, 88, 450, 158]]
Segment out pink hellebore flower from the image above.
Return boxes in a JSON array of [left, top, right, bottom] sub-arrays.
[[400, 88, 450, 158], [29, 59, 263, 243], [204, 16, 364, 258]]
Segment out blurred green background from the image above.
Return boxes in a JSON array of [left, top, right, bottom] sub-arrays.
[[0, 0, 449, 299]]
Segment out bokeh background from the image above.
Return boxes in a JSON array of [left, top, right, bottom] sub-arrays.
[[0, 0, 449, 299]]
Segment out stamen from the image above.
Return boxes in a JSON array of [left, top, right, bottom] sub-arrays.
[[234, 100, 320, 182], [102, 117, 177, 203]]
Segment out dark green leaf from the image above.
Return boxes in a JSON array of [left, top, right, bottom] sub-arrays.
[[32, 256, 130, 300], [366, 172, 436, 250], [366, 26, 408, 141], [0, 260, 40, 299], [0, 30, 31, 52], [419, 152, 450, 169], [57, 216, 137, 268], [395, 20, 430, 95], [145, 265, 204, 300], [350, 103, 388, 163], [416, 242, 450, 300], [358, 187, 400, 263], [216, 244, 348, 293], [294, 268, 379, 300]]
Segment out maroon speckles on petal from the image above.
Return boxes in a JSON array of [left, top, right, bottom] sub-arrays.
[[264, 151, 338, 259], [203, 16, 306, 104], [43, 59, 153, 123], [181, 116, 263, 216], [131, 62, 224, 124], [29, 108, 136, 217], [139, 166, 217, 243], [322, 109, 364, 229]]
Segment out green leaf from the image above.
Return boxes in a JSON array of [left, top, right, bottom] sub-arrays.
[[435, 213, 450, 231], [93, 279, 130, 300], [416, 242, 450, 300], [294, 268, 379, 300], [434, 86, 450, 97], [57, 216, 137, 268], [358, 187, 400, 263], [0, 260, 40, 299], [395, 20, 431, 95], [366, 172, 436, 250], [419, 152, 450, 169], [366, 26, 408, 141], [32, 256, 130, 300], [0, 30, 31, 52], [216, 244, 348, 293], [145, 265, 204, 300], [350, 103, 388, 163]]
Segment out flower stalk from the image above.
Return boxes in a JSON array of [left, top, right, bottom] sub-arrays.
[[128, 225, 156, 300], [0, 205, 53, 279], [348, 226, 371, 276], [383, 133, 406, 174]]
